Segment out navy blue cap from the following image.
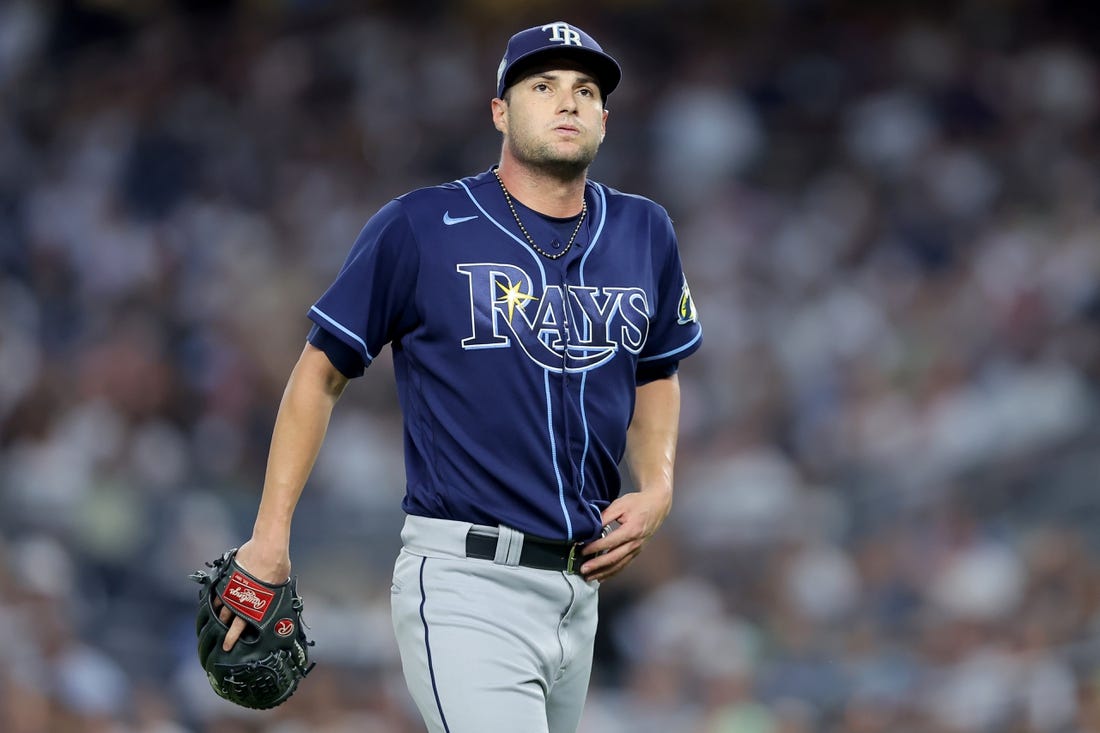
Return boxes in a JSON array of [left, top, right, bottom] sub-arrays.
[[496, 22, 622, 100]]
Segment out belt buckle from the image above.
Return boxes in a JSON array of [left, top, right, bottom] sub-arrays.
[[566, 543, 579, 574]]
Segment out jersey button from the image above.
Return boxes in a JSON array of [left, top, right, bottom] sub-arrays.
[[551, 239, 561, 249]]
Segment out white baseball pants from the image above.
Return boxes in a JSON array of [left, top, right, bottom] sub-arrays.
[[391, 515, 600, 733]]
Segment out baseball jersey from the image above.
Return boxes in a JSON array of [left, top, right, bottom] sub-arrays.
[[308, 169, 702, 543]]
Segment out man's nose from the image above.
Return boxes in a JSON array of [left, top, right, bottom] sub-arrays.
[[557, 91, 578, 113]]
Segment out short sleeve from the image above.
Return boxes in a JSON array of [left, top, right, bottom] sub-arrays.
[[307, 323, 365, 379], [308, 199, 420, 366], [638, 211, 702, 371]]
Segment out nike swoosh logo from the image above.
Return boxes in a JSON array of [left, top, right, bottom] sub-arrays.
[[443, 211, 479, 225]]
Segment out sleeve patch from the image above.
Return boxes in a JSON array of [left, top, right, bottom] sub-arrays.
[[677, 276, 698, 325]]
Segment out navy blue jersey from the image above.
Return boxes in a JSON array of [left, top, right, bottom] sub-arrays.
[[308, 169, 702, 542]]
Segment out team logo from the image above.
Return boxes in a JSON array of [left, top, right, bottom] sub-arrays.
[[542, 22, 583, 46], [274, 618, 295, 637], [677, 275, 698, 325], [456, 262, 649, 372]]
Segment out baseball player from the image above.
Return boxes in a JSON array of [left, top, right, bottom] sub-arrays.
[[215, 20, 702, 733]]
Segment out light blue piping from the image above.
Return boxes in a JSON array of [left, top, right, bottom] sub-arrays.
[[309, 306, 375, 362]]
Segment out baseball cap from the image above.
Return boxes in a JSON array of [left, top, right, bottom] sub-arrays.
[[496, 21, 622, 100]]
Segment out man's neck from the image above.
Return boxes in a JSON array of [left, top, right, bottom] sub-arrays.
[[494, 159, 587, 218]]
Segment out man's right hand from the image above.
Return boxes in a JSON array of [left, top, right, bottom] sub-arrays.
[[214, 538, 292, 651]]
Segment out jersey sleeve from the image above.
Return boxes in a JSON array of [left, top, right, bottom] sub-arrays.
[[307, 199, 420, 369], [307, 323, 366, 378], [637, 210, 702, 377]]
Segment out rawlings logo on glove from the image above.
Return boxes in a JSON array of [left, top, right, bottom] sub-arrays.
[[190, 549, 315, 710], [222, 574, 275, 620]]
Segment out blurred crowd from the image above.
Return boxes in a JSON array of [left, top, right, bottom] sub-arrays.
[[1, 0, 1099, 731]]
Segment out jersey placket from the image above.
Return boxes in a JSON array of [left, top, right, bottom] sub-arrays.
[[555, 251, 603, 543], [558, 271, 578, 539], [563, 210, 608, 541]]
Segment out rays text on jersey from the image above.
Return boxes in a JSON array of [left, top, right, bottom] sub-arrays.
[[456, 262, 649, 372]]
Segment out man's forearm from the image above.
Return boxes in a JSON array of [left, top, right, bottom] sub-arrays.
[[624, 374, 681, 498], [252, 344, 349, 547], [579, 374, 682, 580], [212, 344, 349, 650]]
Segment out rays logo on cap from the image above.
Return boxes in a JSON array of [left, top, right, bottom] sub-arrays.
[[542, 22, 582, 46]]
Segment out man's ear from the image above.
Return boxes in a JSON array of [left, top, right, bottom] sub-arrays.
[[491, 97, 508, 134]]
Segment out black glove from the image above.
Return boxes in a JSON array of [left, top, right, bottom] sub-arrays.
[[191, 549, 315, 709]]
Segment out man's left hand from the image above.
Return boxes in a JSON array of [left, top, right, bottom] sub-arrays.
[[578, 489, 672, 582]]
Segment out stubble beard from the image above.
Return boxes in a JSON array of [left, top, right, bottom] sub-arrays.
[[508, 133, 600, 182]]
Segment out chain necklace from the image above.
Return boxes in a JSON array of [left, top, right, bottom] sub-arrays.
[[492, 167, 586, 260]]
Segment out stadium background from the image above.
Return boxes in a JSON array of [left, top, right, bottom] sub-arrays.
[[1, 0, 1099, 731]]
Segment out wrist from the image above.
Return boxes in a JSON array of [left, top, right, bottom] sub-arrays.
[[236, 536, 292, 583], [251, 515, 292, 546], [246, 528, 291, 563], [636, 482, 673, 498]]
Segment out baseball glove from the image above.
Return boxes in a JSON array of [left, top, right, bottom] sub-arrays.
[[190, 549, 315, 709]]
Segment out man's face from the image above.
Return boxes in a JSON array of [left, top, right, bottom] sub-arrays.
[[493, 60, 609, 178]]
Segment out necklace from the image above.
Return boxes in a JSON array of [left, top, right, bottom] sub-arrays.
[[492, 168, 586, 260]]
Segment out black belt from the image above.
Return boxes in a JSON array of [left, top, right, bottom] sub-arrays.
[[465, 530, 583, 573]]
